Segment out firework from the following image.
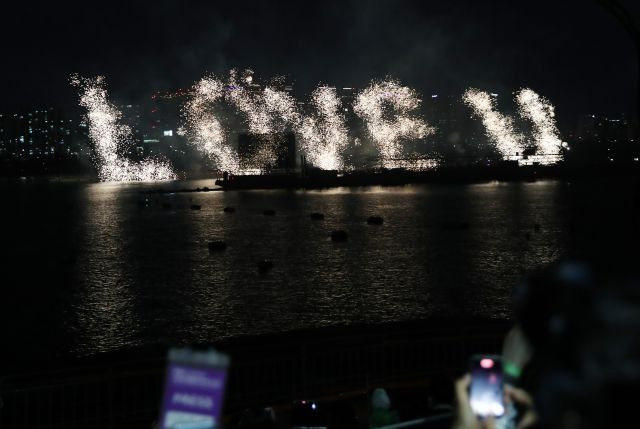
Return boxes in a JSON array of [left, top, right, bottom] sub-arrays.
[[225, 70, 273, 135], [224, 70, 302, 170], [72, 75, 176, 182], [225, 70, 301, 133], [182, 76, 241, 173], [263, 87, 301, 127], [516, 88, 562, 165], [76, 69, 564, 179], [353, 79, 434, 169], [462, 88, 523, 160], [182, 71, 304, 173], [297, 86, 349, 170]]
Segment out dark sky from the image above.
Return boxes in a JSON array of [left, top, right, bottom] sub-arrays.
[[1, 0, 638, 121]]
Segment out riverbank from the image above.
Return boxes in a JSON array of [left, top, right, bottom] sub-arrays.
[[146, 162, 640, 193]]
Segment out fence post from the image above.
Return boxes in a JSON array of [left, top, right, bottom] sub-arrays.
[[0, 383, 4, 429], [107, 378, 115, 428]]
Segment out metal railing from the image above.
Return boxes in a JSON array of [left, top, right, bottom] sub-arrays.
[[0, 321, 508, 428]]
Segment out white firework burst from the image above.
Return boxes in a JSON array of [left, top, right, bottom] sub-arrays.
[[72, 75, 176, 182], [297, 86, 349, 170], [182, 76, 241, 173], [462, 88, 524, 160], [516, 88, 562, 165], [353, 79, 434, 169], [224, 70, 303, 170]]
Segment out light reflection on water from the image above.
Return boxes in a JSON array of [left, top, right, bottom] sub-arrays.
[[67, 180, 570, 357], [6, 178, 633, 361], [73, 183, 139, 354]]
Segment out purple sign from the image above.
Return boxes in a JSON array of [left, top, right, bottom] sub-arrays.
[[160, 359, 228, 429]]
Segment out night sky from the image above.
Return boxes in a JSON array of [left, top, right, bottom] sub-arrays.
[[1, 0, 638, 120]]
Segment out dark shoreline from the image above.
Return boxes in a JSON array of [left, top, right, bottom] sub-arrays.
[[3, 163, 638, 191], [146, 162, 640, 193]]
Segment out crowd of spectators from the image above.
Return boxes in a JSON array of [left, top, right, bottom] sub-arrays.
[[224, 261, 639, 429]]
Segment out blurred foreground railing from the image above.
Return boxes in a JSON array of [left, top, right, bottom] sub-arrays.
[[0, 320, 508, 428]]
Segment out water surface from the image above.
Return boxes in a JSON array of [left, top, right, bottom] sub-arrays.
[[1, 178, 635, 365]]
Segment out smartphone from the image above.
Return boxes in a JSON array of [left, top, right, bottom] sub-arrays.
[[469, 354, 505, 418], [159, 347, 230, 429]]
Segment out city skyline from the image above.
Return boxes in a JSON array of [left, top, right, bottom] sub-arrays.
[[1, 83, 635, 178]]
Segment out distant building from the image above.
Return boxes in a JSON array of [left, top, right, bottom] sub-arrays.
[[119, 90, 193, 163], [0, 107, 89, 161], [568, 114, 638, 163]]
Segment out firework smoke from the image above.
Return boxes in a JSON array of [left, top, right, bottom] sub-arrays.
[[298, 86, 349, 170], [516, 88, 562, 164], [72, 75, 176, 182], [462, 88, 524, 160], [354, 79, 434, 169]]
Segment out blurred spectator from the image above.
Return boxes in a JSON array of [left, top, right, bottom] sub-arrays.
[[453, 261, 640, 428], [519, 262, 640, 429], [496, 326, 533, 429], [501, 326, 532, 387], [369, 388, 398, 428]]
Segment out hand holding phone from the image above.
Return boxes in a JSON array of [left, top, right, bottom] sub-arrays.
[[469, 355, 505, 418]]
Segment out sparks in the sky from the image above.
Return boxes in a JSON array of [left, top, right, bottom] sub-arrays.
[[182, 76, 241, 173], [225, 69, 301, 170], [75, 71, 565, 179], [462, 88, 524, 160], [516, 88, 563, 165], [463, 87, 563, 164], [354, 79, 435, 169], [297, 86, 349, 170], [72, 75, 177, 182]]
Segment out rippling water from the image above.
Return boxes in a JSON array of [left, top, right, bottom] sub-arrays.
[[1, 178, 636, 365]]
